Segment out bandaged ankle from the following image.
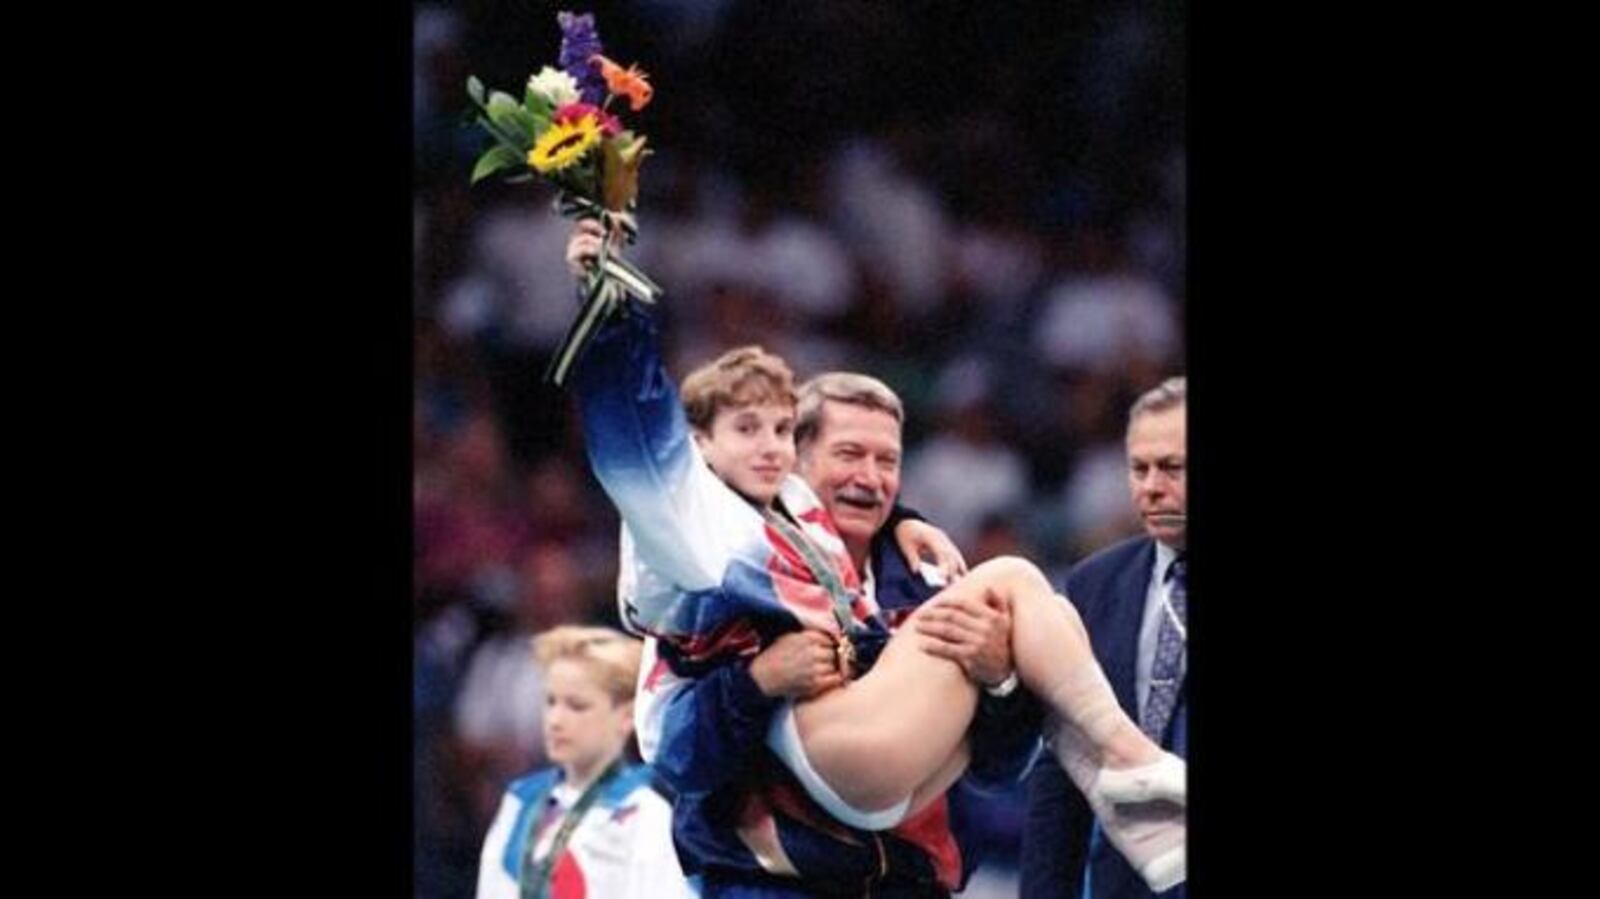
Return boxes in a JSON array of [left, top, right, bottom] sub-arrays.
[[1046, 713, 1103, 794], [1045, 662, 1132, 748]]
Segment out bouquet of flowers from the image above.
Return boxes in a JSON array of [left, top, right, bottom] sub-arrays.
[[466, 10, 662, 387]]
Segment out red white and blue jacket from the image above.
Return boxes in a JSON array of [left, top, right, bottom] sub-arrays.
[[571, 304, 1043, 895], [474, 763, 694, 899]]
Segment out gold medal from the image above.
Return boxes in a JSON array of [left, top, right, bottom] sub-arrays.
[[835, 634, 856, 681]]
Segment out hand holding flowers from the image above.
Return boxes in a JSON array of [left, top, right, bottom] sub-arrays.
[[465, 11, 661, 386]]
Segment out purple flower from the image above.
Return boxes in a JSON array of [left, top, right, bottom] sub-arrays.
[[557, 11, 606, 106]]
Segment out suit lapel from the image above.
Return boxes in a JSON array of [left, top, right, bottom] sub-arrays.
[[1102, 539, 1156, 718]]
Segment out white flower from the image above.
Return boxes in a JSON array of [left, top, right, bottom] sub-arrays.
[[527, 66, 580, 107]]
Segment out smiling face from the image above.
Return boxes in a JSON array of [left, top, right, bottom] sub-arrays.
[[680, 346, 800, 507], [541, 658, 634, 783], [1126, 404, 1187, 550], [797, 400, 903, 565], [694, 401, 798, 506]]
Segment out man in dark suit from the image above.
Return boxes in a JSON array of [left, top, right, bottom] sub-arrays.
[[1020, 376, 1188, 899]]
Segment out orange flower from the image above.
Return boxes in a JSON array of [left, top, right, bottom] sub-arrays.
[[591, 54, 653, 112]]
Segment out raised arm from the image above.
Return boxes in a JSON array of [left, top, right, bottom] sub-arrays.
[[564, 225, 763, 612]]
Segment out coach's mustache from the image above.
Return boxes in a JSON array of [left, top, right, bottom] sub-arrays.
[[835, 486, 884, 509]]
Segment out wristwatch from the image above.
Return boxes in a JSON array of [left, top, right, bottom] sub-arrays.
[[983, 670, 1020, 698]]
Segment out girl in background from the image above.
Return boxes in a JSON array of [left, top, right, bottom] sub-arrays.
[[475, 626, 695, 899]]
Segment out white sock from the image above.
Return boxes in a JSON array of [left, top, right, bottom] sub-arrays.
[[1097, 752, 1186, 806], [1045, 708, 1187, 891], [1093, 795, 1187, 892]]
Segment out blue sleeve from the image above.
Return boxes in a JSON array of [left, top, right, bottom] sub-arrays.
[[1019, 755, 1093, 898], [650, 656, 783, 796], [883, 502, 925, 530], [571, 302, 769, 601], [569, 304, 712, 585], [569, 300, 688, 486], [570, 302, 781, 649]]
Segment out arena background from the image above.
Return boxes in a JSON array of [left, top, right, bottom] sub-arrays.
[[413, 2, 1186, 895]]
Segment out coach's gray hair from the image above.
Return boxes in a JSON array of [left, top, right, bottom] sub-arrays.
[[1129, 376, 1186, 426], [794, 372, 905, 451]]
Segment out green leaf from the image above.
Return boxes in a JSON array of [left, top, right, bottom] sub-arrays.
[[474, 114, 529, 155], [573, 162, 600, 201], [523, 86, 555, 120], [467, 76, 486, 107], [487, 91, 535, 146], [522, 88, 554, 139], [509, 106, 543, 143], [487, 90, 519, 114], [528, 105, 552, 140], [471, 145, 525, 184]]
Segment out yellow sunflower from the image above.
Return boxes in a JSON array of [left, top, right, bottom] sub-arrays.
[[529, 115, 601, 174]]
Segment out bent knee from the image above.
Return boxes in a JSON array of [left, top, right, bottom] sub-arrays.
[[1054, 593, 1087, 632], [974, 555, 1050, 592]]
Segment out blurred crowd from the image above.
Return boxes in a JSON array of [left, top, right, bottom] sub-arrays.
[[414, 2, 1184, 895]]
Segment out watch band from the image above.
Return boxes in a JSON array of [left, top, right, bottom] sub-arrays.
[[983, 670, 1020, 698]]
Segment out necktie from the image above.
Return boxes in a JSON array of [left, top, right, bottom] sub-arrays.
[[1141, 555, 1187, 741]]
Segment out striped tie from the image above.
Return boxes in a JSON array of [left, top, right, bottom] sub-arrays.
[[1141, 555, 1186, 741]]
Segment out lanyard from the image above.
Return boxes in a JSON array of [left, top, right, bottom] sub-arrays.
[[760, 503, 863, 677], [518, 759, 626, 899], [760, 502, 860, 636]]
